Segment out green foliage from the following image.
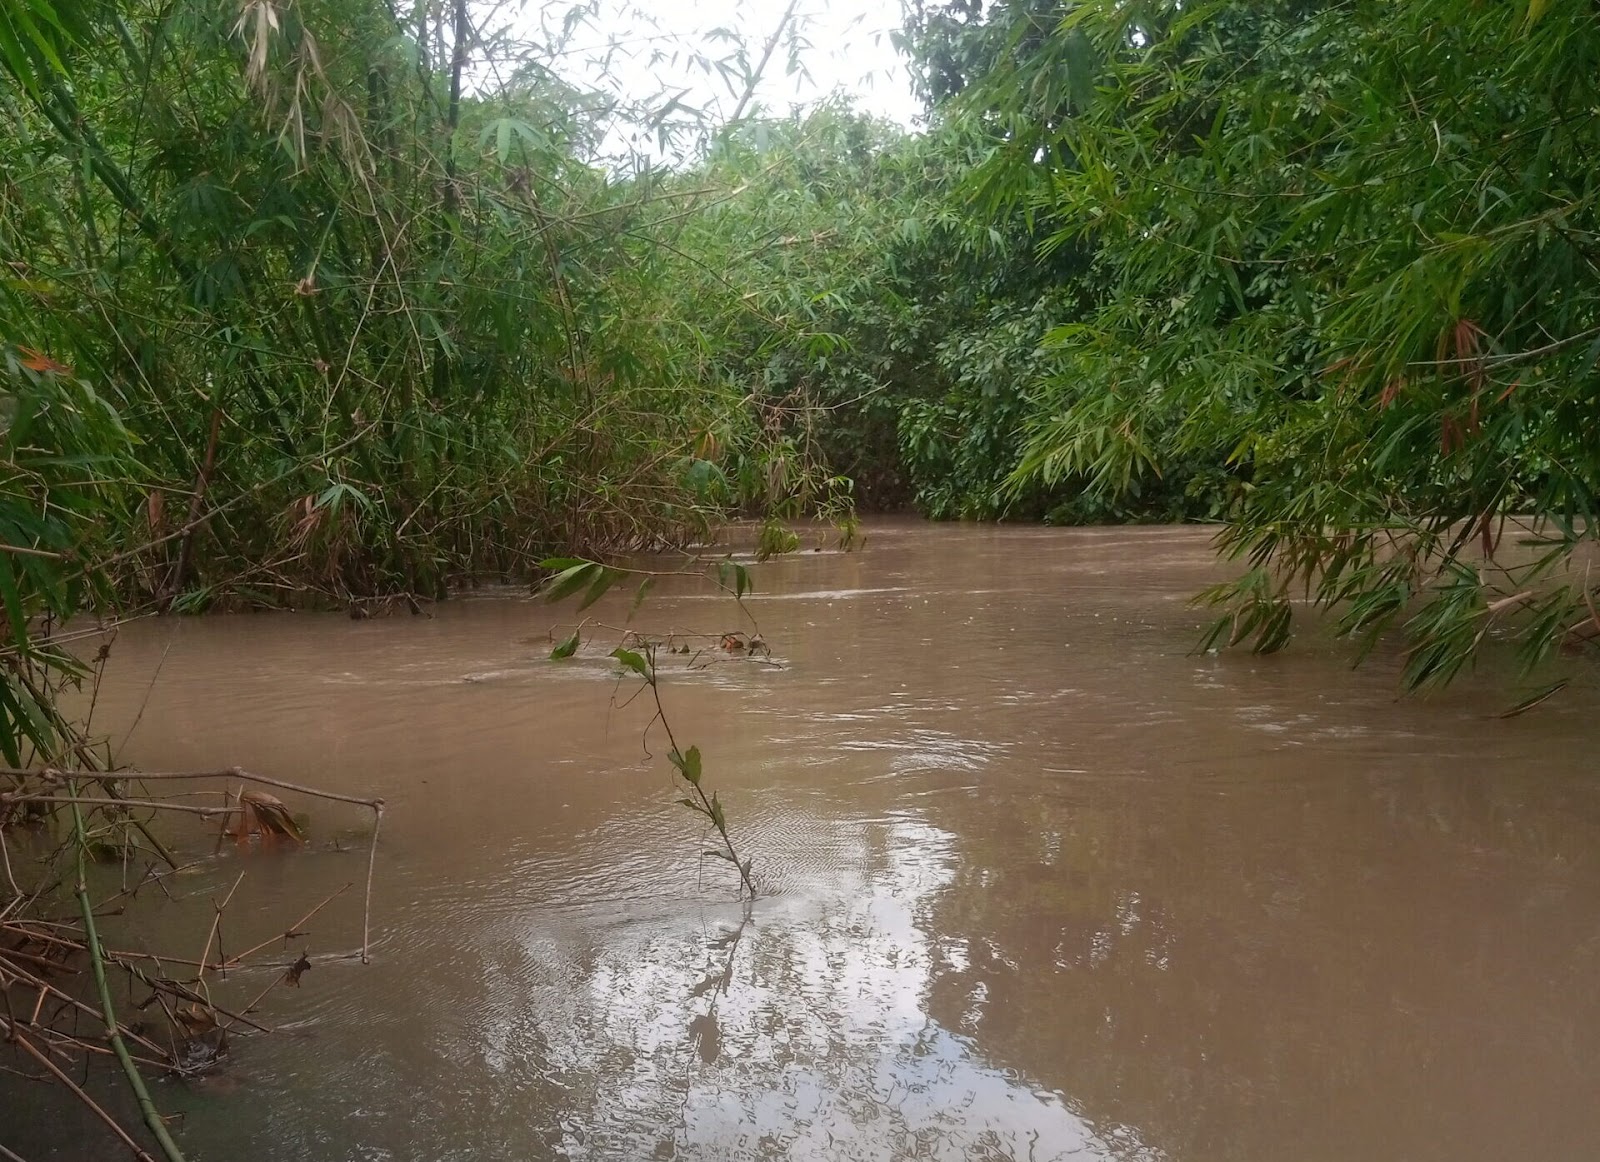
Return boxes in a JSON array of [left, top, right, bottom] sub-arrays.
[[755, 519, 800, 561], [0, 342, 134, 762], [679, 88, 1231, 527], [0, 0, 844, 621], [4, 0, 1593, 771], [905, 0, 1600, 686], [610, 646, 649, 679]]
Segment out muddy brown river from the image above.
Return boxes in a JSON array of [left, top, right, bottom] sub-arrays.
[[8, 521, 1600, 1160]]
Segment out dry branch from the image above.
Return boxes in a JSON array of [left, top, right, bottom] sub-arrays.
[[1, 762, 384, 1155]]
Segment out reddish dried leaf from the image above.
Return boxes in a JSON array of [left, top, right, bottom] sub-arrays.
[[175, 1003, 218, 1034], [1451, 318, 1487, 392], [1440, 415, 1462, 455], [16, 346, 70, 375]]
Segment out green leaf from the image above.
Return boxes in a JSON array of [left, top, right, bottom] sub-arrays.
[[8, 673, 53, 753], [1499, 679, 1568, 718], [576, 566, 619, 612], [538, 557, 588, 570], [611, 647, 649, 678], [0, 683, 21, 766], [543, 562, 599, 603], [0, 555, 30, 651], [669, 745, 702, 785], [627, 576, 655, 621], [717, 560, 754, 598], [550, 630, 580, 660]]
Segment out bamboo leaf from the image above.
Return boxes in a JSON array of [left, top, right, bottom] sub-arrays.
[[575, 566, 619, 612], [1499, 679, 1568, 718], [544, 563, 599, 604], [628, 576, 656, 621], [0, 555, 30, 650]]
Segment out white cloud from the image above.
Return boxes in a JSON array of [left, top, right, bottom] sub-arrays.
[[488, 0, 922, 164]]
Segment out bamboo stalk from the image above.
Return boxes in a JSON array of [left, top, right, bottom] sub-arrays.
[[165, 403, 225, 609], [19, 1023, 172, 1073], [0, 795, 229, 816], [67, 781, 188, 1162], [222, 882, 350, 968], [362, 803, 383, 964], [0, 766, 385, 810]]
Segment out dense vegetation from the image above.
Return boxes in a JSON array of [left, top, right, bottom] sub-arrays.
[[4, 0, 1600, 765], [0, 0, 855, 759], [794, 0, 1600, 694], [896, 0, 1600, 692], [5, 1, 1600, 1154]]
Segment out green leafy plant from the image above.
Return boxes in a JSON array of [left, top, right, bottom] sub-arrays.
[[906, 0, 1600, 690], [541, 554, 759, 899]]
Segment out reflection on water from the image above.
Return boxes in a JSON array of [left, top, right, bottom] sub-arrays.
[[480, 816, 1145, 1162], [8, 521, 1600, 1161]]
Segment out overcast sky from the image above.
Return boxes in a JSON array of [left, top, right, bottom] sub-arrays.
[[493, 0, 923, 162]]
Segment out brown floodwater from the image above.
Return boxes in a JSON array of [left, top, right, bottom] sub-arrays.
[[7, 521, 1600, 1161]]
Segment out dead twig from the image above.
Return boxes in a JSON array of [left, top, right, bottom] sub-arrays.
[[3, 1026, 158, 1162]]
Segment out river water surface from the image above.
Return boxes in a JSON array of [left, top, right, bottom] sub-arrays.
[[11, 522, 1600, 1161]]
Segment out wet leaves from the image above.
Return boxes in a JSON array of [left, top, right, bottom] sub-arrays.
[[238, 790, 304, 844], [222, 789, 306, 850], [716, 631, 768, 656], [668, 746, 702, 785], [611, 647, 649, 678], [175, 1003, 218, 1035]]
